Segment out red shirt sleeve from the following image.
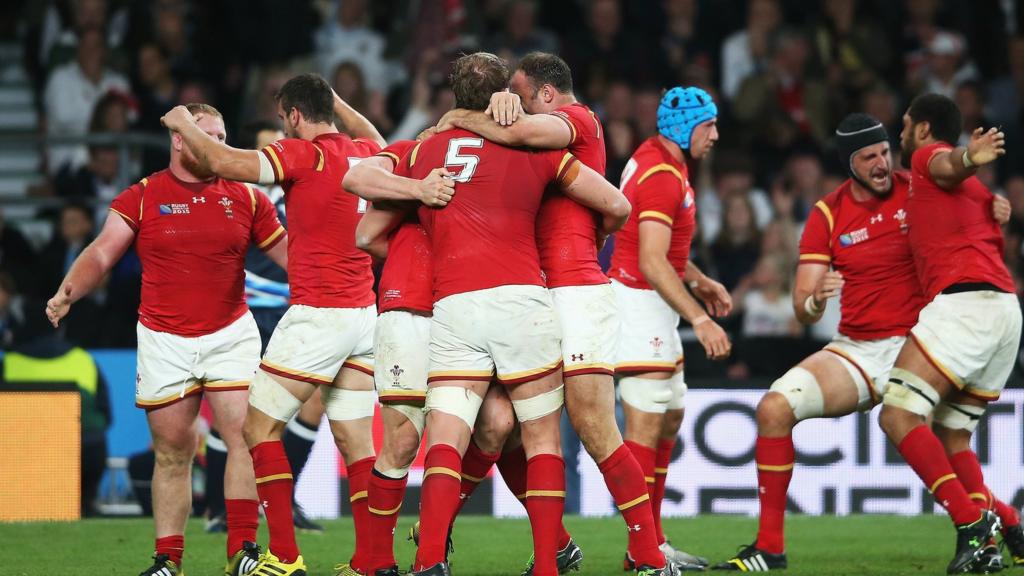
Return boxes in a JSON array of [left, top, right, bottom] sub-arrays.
[[109, 179, 146, 232], [911, 142, 953, 182], [798, 204, 833, 265], [249, 186, 286, 250], [376, 140, 417, 169], [352, 138, 384, 157], [635, 171, 683, 227], [259, 138, 317, 184], [551, 106, 599, 146]]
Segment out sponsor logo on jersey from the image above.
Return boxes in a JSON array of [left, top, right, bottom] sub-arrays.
[[870, 213, 883, 224], [192, 196, 206, 204], [839, 227, 869, 247], [219, 197, 234, 218], [159, 203, 190, 215]]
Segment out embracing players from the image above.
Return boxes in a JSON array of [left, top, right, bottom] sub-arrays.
[[47, 103, 287, 576], [161, 73, 387, 575], [436, 52, 687, 574], [878, 93, 1023, 574]]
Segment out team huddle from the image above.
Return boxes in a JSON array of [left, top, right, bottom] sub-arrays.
[[44, 48, 1023, 576]]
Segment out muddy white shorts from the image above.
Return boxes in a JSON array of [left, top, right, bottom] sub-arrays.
[[258, 304, 376, 384], [824, 334, 905, 410]]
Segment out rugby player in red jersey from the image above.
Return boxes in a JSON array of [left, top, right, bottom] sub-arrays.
[[610, 87, 731, 568], [712, 113, 1013, 571], [47, 103, 287, 576], [400, 52, 630, 576], [877, 93, 1021, 574], [436, 52, 706, 574], [161, 74, 387, 575]]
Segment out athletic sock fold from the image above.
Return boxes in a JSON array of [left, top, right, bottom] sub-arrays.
[[251, 441, 299, 563], [225, 498, 259, 558], [155, 534, 184, 566]]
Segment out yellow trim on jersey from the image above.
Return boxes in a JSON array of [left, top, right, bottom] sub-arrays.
[[930, 473, 957, 493], [553, 112, 577, 144], [265, 146, 285, 181], [377, 151, 400, 167], [260, 359, 333, 384], [424, 467, 461, 481], [799, 253, 832, 262], [409, 141, 424, 167], [814, 200, 835, 234], [637, 163, 683, 185], [968, 492, 989, 503], [349, 490, 368, 502], [497, 359, 562, 382], [638, 210, 674, 226], [757, 463, 795, 472], [109, 208, 136, 227], [256, 473, 293, 484], [247, 185, 257, 214], [135, 383, 202, 406], [644, 476, 655, 484], [557, 152, 574, 176], [654, 467, 668, 474], [138, 178, 147, 220], [369, 503, 403, 516], [257, 227, 285, 249], [140, 177, 149, 187], [524, 490, 566, 498], [312, 144, 325, 172], [204, 379, 250, 390], [616, 494, 650, 511]]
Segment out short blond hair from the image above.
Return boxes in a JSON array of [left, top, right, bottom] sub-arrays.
[[184, 102, 222, 119]]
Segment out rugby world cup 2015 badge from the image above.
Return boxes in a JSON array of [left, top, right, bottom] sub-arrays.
[[159, 203, 190, 215]]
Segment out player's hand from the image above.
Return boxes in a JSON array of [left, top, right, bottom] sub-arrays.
[[812, 270, 844, 306], [485, 90, 522, 126], [45, 283, 73, 327], [596, 231, 609, 251], [992, 194, 1012, 225], [416, 125, 439, 142], [417, 168, 455, 207], [966, 127, 1006, 167], [160, 105, 195, 132], [691, 276, 733, 317], [694, 318, 731, 360]]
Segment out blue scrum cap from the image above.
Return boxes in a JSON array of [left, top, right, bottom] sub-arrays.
[[657, 86, 718, 150]]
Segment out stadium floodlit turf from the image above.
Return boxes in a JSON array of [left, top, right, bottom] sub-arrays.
[[0, 514, 978, 575]]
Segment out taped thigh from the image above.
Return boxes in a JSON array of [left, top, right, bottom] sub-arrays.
[[768, 367, 824, 421], [248, 369, 304, 422], [618, 376, 673, 414], [384, 403, 426, 436], [883, 367, 940, 417], [511, 385, 565, 422], [933, 401, 985, 432], [323, 387, 377, 421], [425, 386, 484, 430]]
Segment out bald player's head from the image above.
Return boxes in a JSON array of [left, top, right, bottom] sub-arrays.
[[450, 52, 510, 112]]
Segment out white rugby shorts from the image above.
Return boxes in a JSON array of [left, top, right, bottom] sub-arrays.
[[374, 310, 431, 404], [259, 304, 376, 384], [823, 334, 905, 410], [551, 283, 619, 378], [611, 280, 684, 374]]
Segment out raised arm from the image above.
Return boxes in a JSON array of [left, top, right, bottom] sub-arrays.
[[161, 106, 263, 183], [344, 156, 454, 207], [792, 264, 843, 325], [638, 222, 730, 359], [927, 127, 1005, 190], [46, 215, 135, 327], [333, 90, 386, 148], [355, 204, 410, 260], [557, 160, 631, 234], [439, 108, 572, 149]]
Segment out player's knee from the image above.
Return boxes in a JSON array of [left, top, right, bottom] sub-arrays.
[[153, 434, 195, 469], [511, 385, 564, 423], [881, 368, 939, 423], [619, 376, 673, 414], [382, 426, 421, 473], [757, 392, 798, 433], [768, 367, 824, 422], [473, 413, 514, 454]]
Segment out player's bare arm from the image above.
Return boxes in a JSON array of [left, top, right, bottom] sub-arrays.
[[344, 157, 454, 207], [558, 162, 631, 233], [638, 221, 730, 359], [355, 203, 409, 260], [928, 127, 1006, 190], [264, 235, 289, 269], [437, 95, 571, 148], [684, 260, 732, 317], [793, 264, 843, 325], [46, 214, 135, 327], [332, 89, 387, 148], [161, 105, 262, 183], [992, 194, 1011, 225]]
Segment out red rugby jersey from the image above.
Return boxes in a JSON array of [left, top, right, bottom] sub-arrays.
[[798, 171, 926, 339], [374, 140, 433, 314], [609, 137, 695, 290], [536, 102, 609, 288], [907, 142, 1014, 299], [259, 133, 381, 308], [109, 170, 284, 337], [396, 128, 578, 301]]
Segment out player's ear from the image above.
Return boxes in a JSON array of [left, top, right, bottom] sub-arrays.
[[915, 121, 930, 142], [172, 131, 183, 152]]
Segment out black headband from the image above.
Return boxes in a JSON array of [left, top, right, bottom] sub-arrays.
[[835, 121, 888, 178]]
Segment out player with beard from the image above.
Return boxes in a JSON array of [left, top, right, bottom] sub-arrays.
[[47, 103, 287, 576], [878, 93, 1021, 574], [161, 74, 387, 575]]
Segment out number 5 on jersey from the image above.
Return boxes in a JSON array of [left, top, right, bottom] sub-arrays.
[[445, 137, 484, 183]]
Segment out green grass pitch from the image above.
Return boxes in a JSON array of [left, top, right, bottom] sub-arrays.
[[0, 514, 988, 575]]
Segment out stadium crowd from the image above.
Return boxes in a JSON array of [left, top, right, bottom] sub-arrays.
[[2, 0, 1022, 382]]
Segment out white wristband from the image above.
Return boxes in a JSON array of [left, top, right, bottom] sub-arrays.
[[692, 314, 711, 327], [962, 148, 975, 168], [804, 295, 823, 316]]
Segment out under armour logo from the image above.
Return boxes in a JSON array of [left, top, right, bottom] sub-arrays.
[[261, 500, 269, 509], [870, 214, 883, 224], [192, 196, 206, 203], [571, 353, 584, 362], [628, 524, 642, 532]]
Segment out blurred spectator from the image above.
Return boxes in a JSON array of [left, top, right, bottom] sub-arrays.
[[600, 81, 637, 181], [919, 31, 977, 98], [710, 192, 761, 292], [388, 50, 442, 141], [53, 139, 120, 202], [860, 83, 903, 148], [0, 211, 38, 298], [810, 0, 893, 107], [784, 150, 825, 221], [632, 87, 661, 140], [316, 0, 390, 94], [333, 61, 393, 137], [135, 43, 178, 133], [38, 201, 94, 297], [720, 0, 781, 101], [44, 27, 130, 175], [734, 254, 801, 338], [563, 0, 651, 104], [38, 0, 127, 71], [487, 0, 558, 61], [954, 81, 990, 145], [660, 0, 714, 85], [0, 271, 18, 348], [901, 0, 944, 88], [151, 0, 201, 80], [733, 29, 832, 154], [698, 151, 772, 244]]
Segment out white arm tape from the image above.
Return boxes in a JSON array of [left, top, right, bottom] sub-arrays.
[[511, 385, 564, 422], [425, 385, 484, 430], [324, 388, 377, 421], [618, 376, 672, 414], [257, 152, 276, 185]]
